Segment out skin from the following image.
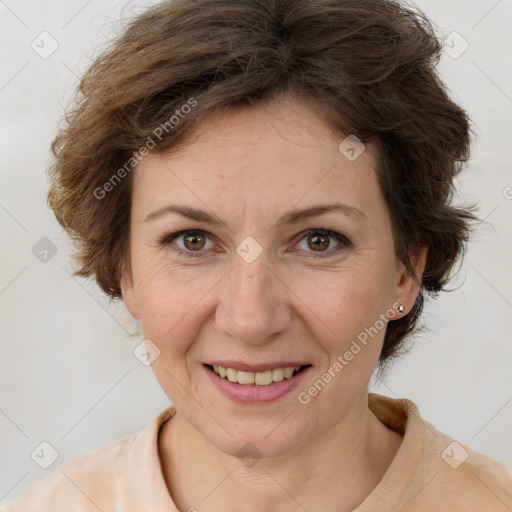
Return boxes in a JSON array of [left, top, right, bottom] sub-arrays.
[[121, 95, 426, 512]]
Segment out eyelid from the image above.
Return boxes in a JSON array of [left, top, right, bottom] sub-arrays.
[[160, 228, 351, 257], [159, 229, 216, 253], [289, 228, 351, 256]]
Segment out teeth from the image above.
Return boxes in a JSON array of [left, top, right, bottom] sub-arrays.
[[211, 365, 304, 386], [272, 368, 284, 382], [237, 371, 255, 385], [226, 368, 238, 383], [255, 370, 272, 386], [284, 367, 295, 379]]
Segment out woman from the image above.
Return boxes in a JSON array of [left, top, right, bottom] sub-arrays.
[[3, 0, 511, 510]]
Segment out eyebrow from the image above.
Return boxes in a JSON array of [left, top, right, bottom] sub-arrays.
[[144, 202, 367, 227]]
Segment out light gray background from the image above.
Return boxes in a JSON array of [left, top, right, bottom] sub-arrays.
[[1, 0, 511, 504]]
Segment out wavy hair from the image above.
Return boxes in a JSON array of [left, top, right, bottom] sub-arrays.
[[48, 0, 476, 373]]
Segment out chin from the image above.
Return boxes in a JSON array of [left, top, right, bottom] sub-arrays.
[[206, 421, 310, 462]]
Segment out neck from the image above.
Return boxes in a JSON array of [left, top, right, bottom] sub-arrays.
[[159, 390, 402, 512]]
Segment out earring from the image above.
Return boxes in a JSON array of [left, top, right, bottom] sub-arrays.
[[397, 304, 405, 313]]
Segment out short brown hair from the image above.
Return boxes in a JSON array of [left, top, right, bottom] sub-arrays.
[[48, 0, 476, 372]]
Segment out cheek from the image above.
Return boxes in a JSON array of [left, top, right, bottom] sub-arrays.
[[132, 257, 220, 349], [290, 263, 395, 352], [132, 262, 211, 402]]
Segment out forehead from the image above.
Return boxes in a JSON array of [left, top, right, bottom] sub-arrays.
[[132, 97, 382, 221]]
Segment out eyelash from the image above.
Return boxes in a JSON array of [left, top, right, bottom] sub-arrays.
[[159, 228, 351, 259]]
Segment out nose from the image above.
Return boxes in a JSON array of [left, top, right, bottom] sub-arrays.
[[215, 252, 292, 346]]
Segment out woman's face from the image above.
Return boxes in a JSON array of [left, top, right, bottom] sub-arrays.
[[122, 97, 421, 458]]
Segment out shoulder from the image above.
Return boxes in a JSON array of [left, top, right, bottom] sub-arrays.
[[369, 393, 512, 511], [1, 406, 175, 512], [1, 433, 136, 512], [421, 423, 512, 510]]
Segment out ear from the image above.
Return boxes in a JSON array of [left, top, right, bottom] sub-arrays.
[[393, 246, 428, 314], [120, 259, 140, 320]]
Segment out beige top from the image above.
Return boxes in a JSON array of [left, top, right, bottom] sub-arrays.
[[2, 393, 511, 511]]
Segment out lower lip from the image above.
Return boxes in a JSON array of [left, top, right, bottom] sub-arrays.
[[204, 364, 312, 404]]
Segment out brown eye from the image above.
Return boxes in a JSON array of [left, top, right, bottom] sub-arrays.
[[183, 232, 206, 251], [307, 233, 330, 252], [294, 229, 350, 257], [161, 229, 214, 256]]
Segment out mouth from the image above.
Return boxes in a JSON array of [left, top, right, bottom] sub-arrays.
[[203, 362, 313, 404], [204, 363, 311, 386]]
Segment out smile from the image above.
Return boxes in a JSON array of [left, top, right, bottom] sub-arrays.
[[204, 363, 313, 404], [209, 364, 306, 386]]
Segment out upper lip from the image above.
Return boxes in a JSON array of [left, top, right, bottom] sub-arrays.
[[205, 361, 311, 372]]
